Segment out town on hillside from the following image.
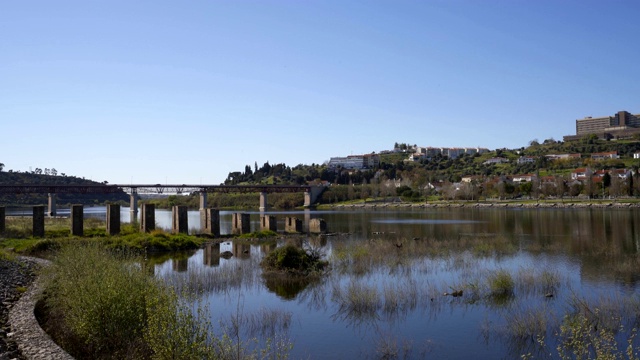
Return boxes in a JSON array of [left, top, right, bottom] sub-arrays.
[[225, 110, 640, 201]]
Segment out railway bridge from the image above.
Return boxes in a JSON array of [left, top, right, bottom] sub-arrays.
[[0, 184, 326, 221]]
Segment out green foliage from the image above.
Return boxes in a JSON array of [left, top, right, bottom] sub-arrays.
[[261, 244, 327, 274], [42, 243, 157, 358], [553, 310, 639, 360], [0, 247, 15, 261], [41, 243, 291, 359], [488, 269, 515, 297], [0, 171, 129, 206], [238, 230, 278, 239]]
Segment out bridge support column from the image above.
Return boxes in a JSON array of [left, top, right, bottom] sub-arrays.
[[285, 217, 302, 233], [48, 193, 57, 217], [304, 209, 310, 232], [199, 191, 207, 209], [259, 192, 268, 212], [140, 203, 155, 233], [0, 207, 5, 233], [200, 208, 220, 236], [304, 185, 325, 207], [71, 204, 83, 236], [260, 215, 277, 232], [33, 205, 45, 237], [106, 204, 121, 235], [309, 218, 327, 234], [130, 191, 138, 223], [172, 206, 188, 234], [232, 213, 250, 235]]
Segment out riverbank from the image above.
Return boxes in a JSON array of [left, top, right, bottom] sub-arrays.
[[0, 257, 40, 360], [326, 199, 640, 209]]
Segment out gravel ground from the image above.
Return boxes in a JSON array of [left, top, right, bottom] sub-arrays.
[[0, 258, 39, 360]]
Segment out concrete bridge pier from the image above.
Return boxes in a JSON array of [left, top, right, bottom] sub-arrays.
[[33, 205, 45, 237], [232, 213, 250, 235], [47, 193, 57, 217], [172, 206, 188, 234], [130, 190, 138, 223], [285, 217, 302, 233], [106, 204, 121, 235], [260, 215, 277, 232], [259, 192, 268, 212], [140, 203, 155, 233], [309, 218, 327, 234], [200, 208, 220, 236], [71, 204, 83, 236], [199, 191, 207, 209], [304, 186, 325, 207]]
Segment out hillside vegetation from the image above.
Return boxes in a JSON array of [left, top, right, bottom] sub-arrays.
[[0, 171, 129, 206]]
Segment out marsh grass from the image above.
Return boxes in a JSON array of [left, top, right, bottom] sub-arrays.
[[504, 305, 553, 340], [2, 216, 106, 238], [487, 269, 515, 297], [332, 280, 381, 319], [331, 235, 520, 276], [41, 242, 294, 359], [164, 256, 260, 296]]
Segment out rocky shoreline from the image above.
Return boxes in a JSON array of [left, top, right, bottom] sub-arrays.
[[0, 257, 39, 360], [331, 201, 640, 209]]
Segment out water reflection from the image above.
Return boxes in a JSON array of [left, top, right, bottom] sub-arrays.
[[149, 208, 640, 359], [203, 243, 220, 267], [263, 275, 316, 300]]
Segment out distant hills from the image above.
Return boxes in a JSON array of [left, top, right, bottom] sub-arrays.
[[0, 171, 129, 206]]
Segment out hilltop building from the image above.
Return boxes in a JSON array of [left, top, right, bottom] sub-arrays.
[[328, 154, 380, 170], [564, 110, 640, 141], [412, 146, 489, 160]]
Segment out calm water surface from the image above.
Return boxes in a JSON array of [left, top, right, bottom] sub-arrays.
[[11, 206, 637, 358], [148, 208, 640, 359]]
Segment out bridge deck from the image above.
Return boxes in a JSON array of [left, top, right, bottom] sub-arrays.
[[0, 184, 311, 195]]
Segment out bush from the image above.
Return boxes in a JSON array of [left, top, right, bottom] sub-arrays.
[[261, 244, 327, 274], [41, 243, 211, 359], [488, 269, 515, 296]]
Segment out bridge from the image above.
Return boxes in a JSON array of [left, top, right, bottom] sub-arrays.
[[0, 184, 326, 220]]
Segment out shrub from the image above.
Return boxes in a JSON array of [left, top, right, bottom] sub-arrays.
[[261, 244, 327, 274], [41, 243, 212, 359], [488, 269, 515, 297]]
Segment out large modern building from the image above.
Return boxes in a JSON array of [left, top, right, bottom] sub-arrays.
[[564, 110, 640, 141], [327, 154, 380, 170]]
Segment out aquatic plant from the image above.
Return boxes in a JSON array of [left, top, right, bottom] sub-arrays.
[[261, 244, 327, 275], [488, 269, 515, 297], [40, 242, 294, 359]]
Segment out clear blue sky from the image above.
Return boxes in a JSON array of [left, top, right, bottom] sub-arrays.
[[2, 1, 639, 184]]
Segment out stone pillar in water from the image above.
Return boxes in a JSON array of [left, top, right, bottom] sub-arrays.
[[260, 215, 277, 232], [172, 206, 188, 234], [200, 208, 220, 236], [304, 191, 311, 207], [0, 207, 5, 233], [199, 191, 207, 209], [285, 217, 302, 233], [130, 191, 138, 223], [259, 192, 268, 212], [140, 203, 155, 233], [47, 193, 57, 217], [71, 204, 83, 236], [33, 205, 45, 237], [309, 218, 327, 234], [232, 213, 250, 235], [106, 204, 121, 235]]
